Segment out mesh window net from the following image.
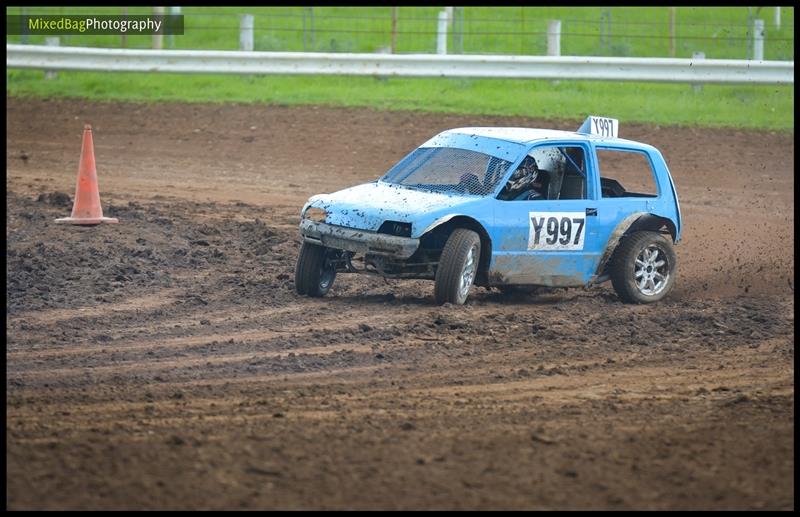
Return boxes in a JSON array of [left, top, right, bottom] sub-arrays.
[[380, 147, 513, 197]]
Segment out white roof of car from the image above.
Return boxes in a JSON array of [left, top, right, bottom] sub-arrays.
[[443, 126, 613, 144]]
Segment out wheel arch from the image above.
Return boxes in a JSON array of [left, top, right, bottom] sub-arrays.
[[626, 213, 677, 243], [595, 212, 677, 278], [420, 215, 493, 286]]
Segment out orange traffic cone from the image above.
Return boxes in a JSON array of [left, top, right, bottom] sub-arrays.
[[55, 124, 119, 226]]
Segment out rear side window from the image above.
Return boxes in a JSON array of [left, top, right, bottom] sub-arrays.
[[597, 149, 658, 198]]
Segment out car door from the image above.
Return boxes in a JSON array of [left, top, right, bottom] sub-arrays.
[[488, 142, 607, 286], [594, 144, 667, 253]]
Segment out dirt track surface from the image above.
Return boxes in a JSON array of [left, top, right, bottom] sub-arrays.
[[6, 97, 794, 510]]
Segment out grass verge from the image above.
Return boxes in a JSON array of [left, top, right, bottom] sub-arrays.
[[7, 69, 793, 131]]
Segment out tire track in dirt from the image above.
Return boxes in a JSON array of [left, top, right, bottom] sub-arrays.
[[9, 339, 792, 439]]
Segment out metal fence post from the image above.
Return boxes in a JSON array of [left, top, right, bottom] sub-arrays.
[[240, 14, 254, 51], [547, 20, 561, 56], [753, 19, 764, 60], [153, 7, 165, 49], [45, 37, 59, 79], [775, 7, 780, 30], [437, 11, 448, 55], [692, 51, 705, 92]]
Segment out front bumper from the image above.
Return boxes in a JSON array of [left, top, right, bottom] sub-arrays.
[[299, 219, 420, 259]]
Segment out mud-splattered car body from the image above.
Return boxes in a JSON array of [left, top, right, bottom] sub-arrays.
[[297, 116, 682, 304]]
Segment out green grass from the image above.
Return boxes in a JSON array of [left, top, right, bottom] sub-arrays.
[[6, 6, 795, 59], [7, 69, 794, 131], [6, 7, 794, 131]]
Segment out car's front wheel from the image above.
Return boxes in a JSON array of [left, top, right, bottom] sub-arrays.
[[295, 242, 337, 297], [434, 229, 481, 305], [610, 231, 676, 303]]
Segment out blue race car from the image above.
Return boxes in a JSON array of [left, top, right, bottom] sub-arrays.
[[295, 116, 681, 305]]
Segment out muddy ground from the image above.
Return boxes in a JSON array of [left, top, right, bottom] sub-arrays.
[[5, 97, 794, 510]]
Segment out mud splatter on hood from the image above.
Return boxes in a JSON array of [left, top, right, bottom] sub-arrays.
[[303, 182, 480, 236]]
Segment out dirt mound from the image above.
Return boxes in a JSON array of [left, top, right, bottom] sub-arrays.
[[7, 192, 295, 315]]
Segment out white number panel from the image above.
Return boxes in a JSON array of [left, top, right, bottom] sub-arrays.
[[578, 115, 619, 138], [528, 212, 586, 251], [588, 116, 618, 138]]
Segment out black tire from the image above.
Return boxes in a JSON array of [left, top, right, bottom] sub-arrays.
[[610, 231, 676, 304], [434, 229, 481, 305], [295, 242, 337, 297]]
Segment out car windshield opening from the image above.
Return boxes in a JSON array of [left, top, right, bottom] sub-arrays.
[[380, 147, 513, 197]]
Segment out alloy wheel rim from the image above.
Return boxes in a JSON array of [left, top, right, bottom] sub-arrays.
[[634, 244, 669, 296], [459, 246, 477, 299]]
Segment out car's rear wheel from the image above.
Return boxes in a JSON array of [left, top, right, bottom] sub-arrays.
[[435, 229, 481, 305], [295, 242, 337, 297], [610, 231, 676, 304]]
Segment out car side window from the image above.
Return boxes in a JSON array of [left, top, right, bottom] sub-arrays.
[[597, 149, 659, 198], [498, 145, 587, 201]]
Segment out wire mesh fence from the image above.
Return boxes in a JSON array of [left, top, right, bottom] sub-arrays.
[[6, 6, 795, 61]]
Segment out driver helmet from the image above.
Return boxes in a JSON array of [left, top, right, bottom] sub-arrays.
[[507, 156, 540, 193]]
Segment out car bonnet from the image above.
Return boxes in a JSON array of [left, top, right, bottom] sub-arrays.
[[305, 182, 478, 236]]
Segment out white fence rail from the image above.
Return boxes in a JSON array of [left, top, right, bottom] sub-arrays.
[[6, 44, 794, 84]]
